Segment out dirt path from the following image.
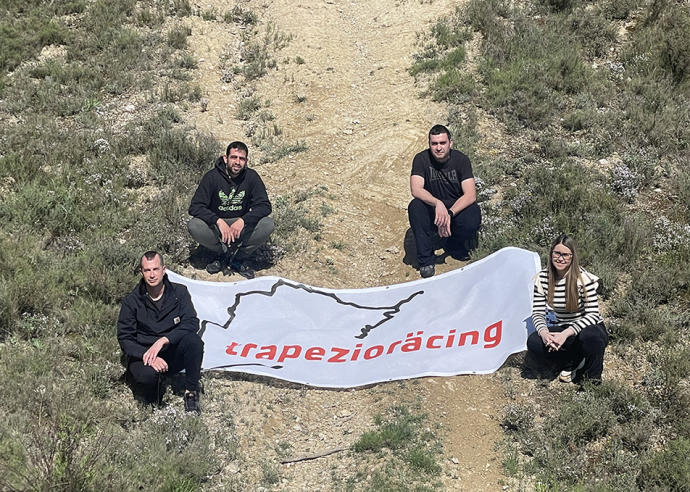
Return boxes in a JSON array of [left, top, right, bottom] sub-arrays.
[[179, 1, 507, 489]]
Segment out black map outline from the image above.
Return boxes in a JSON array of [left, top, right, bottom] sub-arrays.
[[199, 279, 424, 340]]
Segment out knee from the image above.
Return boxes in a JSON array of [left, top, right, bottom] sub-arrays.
[[578, 329, 607, 353], [187, 217, 209, 237], [179, 332, 204, 355], [128, 362, 160, 386], [408, 198, 430, 223], [260, 216, 275, 236], [527, 331, 546, 355]]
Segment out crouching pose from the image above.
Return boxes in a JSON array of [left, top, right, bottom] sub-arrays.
[[117, 251, 204, 412], [188, 141, 274, 279], [527, 234, 608, 384]]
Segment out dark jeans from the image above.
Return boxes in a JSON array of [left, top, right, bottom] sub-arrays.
[[407, 198, 481, 267], [127, 332, 204, 394], [527, 322, 608, 381], [187, 216, 274, 260]]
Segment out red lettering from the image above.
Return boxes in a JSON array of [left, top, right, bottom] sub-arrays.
[[256, 345, 277, 359], [386, 339, 402, 354], [458, 331, 479, 346], [240, 343, 257, 357], [426, 335, 443, 349], [351, 343, 363, 360], [305, 347, 325, 360], [484, 320, 502, 348], [225, 342, 239, 355], [446, 329, 456, 348], [277, 345, 302, 362], [364, 345, 384, 359], [328, 347, 349, 362]]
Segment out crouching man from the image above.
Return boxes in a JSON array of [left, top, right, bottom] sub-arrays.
[[188, 141, 274, 279], [117, 251, 204, 413]]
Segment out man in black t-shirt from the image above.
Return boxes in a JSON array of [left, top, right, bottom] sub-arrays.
[[408, 125, 481, 278]]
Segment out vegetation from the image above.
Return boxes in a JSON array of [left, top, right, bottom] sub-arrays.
[[350, 405, 443, 489], [412, 0, 689, 488]]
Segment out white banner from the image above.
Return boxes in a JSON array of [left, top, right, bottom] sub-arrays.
[[168, 247, 540, 388]]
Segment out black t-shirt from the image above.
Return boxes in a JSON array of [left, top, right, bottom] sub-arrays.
[[411, 149, 474, 207]]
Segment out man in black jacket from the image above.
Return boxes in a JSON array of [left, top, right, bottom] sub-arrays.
[[188, 141, 274, 279], [117, 251, 204, 413]]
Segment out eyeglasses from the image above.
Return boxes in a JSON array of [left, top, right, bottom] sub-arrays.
[[552, 251, 573, 260]]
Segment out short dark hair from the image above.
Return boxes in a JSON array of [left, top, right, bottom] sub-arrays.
[[226, 141, 249, 157], [428, 124, 452, 141], [140, 250, 164, 269]]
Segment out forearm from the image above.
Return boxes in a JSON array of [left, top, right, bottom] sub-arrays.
[[411, 187, 443, 208], [448, 194, 476, 215]]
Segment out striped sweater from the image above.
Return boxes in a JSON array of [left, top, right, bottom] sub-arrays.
[[532, 267, 603, 335]]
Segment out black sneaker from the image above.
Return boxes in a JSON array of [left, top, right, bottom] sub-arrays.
[[230, 260, 255, 279], [206, 258, 224, 275], [184, 391, 200, 414], [419, 264, 435, 278]]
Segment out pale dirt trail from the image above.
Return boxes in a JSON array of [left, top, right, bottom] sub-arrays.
[[179, 1, 507, 489]]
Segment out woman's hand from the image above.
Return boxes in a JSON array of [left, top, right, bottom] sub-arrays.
[[549, 329, 573, 350], [539, 330, 557, 351]]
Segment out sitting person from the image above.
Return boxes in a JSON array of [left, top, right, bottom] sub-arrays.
[[188, 141, 274, 279], [527, 234, 608, 384], [117, 251, 204, 412], [408, 124, 481, 278]]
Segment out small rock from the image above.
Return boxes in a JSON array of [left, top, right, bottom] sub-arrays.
[[451, 457, 459, 464], [200, 98, 208, 112], [123, 104, 136, 113], [343, 128, 353, 135], [227, 462, 240, 474], [293, 424, 302, 431], [338, 409, 352, 418]]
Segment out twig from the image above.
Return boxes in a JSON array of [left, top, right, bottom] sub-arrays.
[[280, 446, 348, 464]]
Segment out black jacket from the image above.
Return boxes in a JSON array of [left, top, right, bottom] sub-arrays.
[[188, 156, 271, 229], [117, 274, 200, 359]]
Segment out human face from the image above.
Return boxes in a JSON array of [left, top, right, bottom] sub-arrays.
[[429, 133, 452, 163], [140, 255, 165, 289], [551, 244, 573, 276], [223, 147, 248, 177]]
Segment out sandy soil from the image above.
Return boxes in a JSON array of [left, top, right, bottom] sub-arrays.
[[176, 0, 509, 489]]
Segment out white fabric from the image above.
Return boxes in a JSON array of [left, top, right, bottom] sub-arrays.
[[167, 246, 540, 388]]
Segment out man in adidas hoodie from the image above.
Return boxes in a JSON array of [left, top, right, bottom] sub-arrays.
[[188, 141, 274, 279]]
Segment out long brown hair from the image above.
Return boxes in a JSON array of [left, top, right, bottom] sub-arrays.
[[547, 234, 583, 312]]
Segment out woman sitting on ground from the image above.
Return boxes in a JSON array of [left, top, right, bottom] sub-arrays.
[[527, 234, 608, 384]]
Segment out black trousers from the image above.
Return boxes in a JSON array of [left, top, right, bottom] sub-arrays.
[[128, 332, 204, 394], [407, 198, 481, 267], [527, 322, 608, 381]]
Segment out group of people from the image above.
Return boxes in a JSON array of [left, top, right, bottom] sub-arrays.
[[117, 125, 607, 413]]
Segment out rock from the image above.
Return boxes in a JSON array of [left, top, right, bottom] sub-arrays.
[[123, 104, 136, 113], [227, 462, 240, 474], [451, 457, 459, 464], [200, 98, 209, 112], [337, 409, 352, 418]]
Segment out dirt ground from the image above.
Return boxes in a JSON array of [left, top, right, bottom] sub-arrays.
[[176, 0, 511, 489]]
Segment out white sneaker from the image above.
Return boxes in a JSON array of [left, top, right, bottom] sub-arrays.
[[559, 358, 585, 383]]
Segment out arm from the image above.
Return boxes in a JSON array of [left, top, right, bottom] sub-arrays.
[[569, 279, 601, 334], [448, 178, 477, 216], [117, 298, 147, 359], [531, 276, 558, 349], [164, 285, 200, 345], [240, 172, 271, 229], [410, 175, 452, 236], [188, 172, 220, 226]]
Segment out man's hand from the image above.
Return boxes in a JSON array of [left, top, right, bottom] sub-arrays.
[[228, 218, 244, 242], [217, 218, 244, 244], [149, 356, 169, 373], [143, 337, 169, 366], [434, 202, 451, 237]]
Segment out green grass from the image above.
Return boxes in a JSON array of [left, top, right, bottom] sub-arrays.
[[413, 0, 690, 489]]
